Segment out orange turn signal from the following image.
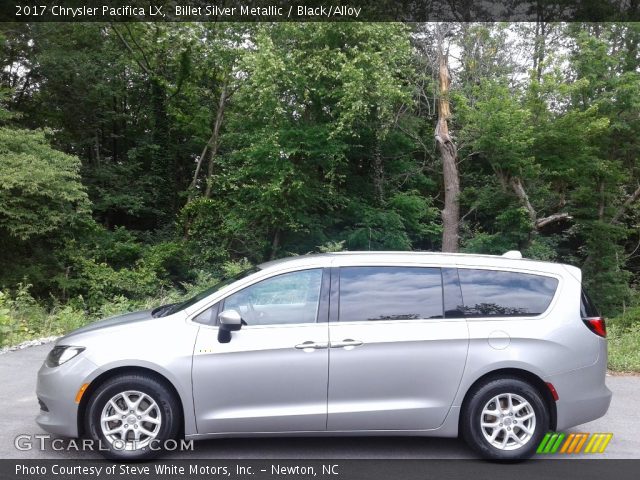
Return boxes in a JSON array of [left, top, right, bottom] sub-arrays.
[[75, 383, 90, 404]]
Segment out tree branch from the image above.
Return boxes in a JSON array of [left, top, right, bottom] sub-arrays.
[[535, 213, 572, 229], [510, 175, 572, 230], [123, 23, 153, 72], [110, 24, 153, 77], [509, 176, 537, 223], [610, 185, 640, 225]]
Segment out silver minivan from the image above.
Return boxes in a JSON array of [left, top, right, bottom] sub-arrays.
[[36, 251, 611, 460]]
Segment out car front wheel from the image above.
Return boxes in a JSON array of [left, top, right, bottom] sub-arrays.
[[85, 374, 180, 460], [461, 378, 549, 460]]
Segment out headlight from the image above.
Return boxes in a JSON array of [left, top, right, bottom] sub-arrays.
[[45, 346, 85, 367]]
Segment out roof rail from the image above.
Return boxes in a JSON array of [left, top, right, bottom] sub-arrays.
[[502, 250, 523, 259]]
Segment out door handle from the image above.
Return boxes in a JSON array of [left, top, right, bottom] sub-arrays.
[[295, 341, 328, 351], [331, 339, 363, 349]]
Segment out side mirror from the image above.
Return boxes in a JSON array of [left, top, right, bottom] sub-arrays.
[[217, 309, 242, 343]]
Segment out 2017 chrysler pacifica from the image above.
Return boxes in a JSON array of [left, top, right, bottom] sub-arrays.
[[36, 251, 612, 460]]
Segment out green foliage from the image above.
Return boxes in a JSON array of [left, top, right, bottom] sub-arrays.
[[2, 22, 640, 350], [463, 208, 532, 254], [0, 128, 91, 239], [0, 292, 15, 346], [608, 322, 640, 372], [316, 240, 346, 253], [609, 306, 640, 330], [346, 206, 412, 251], [0, 284, 49, 346], [0, 268, 221, 347], [221, 259, 254, 278]]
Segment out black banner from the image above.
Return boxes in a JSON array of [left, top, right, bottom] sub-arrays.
[[2, 459, 640, 480], [0, 0, 639, 22]]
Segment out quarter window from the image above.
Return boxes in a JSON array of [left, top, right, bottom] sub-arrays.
[[580, 288, 600, 318], [223, 269, 323, 326], [193, 303, 219, 325], [458, 269, 558, 317], [339, 267, 443, 322]]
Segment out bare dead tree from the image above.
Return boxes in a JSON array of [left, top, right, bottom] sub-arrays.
[[434, 24, 461, 253]]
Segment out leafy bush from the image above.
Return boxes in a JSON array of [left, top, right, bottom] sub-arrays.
[[47, 304, 87, 335], [0, 292, 16, 346], [0, 127, 92, 240], [0, 285, 48, 346], [0, 265, 227, 347], [317, 240, 346, 253]]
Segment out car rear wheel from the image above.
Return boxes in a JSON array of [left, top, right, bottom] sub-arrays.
[[461, 377, 549, 460], [85, 374, 180, 460]]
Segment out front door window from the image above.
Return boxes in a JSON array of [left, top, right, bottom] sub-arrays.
[[223, 269, 323, 326]]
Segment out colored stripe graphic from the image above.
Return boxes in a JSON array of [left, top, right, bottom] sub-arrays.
[[544, 433, 559, 453], [598, 433, 613, 453], [550, 433, 565, 453], [584, 433, 613, 453], [574, 433, 589, 453], [567, 433, 583, 453], [538, 433, 613, 454], [537, 433, 552, 454], [560, 433, 574, 453]]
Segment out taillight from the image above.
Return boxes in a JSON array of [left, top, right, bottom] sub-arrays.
[[583, 317, 606, 338]]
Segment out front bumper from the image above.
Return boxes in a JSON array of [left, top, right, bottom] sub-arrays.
[[35, 355, 97, 438]]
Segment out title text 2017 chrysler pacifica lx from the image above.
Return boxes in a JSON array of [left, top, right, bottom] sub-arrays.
[[36, 251, 611, 460]]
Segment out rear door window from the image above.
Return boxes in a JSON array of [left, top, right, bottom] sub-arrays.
[[458, 269, 558, 317], [338, 266, 443, 321]]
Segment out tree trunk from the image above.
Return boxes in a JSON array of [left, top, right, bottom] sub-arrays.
[[533, 18, 547, 83], [183, 83, 230, 238], [204, 83, 229, 199], [435, 34, 460, 253], [270, 229, 281, 260], [372, 132, 384, 205], [598, 180, 605, 220], [510, 176, 537, 224]]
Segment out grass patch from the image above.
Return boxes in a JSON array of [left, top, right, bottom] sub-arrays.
[[607, 323, 640, 373]]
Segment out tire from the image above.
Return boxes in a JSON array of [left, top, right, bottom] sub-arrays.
[[461, 377, 549, 461], [85, 374, 181, 460]]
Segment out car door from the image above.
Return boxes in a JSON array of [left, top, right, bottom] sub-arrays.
[[327, 266, 469, 431], [192, 268, 330, 433]]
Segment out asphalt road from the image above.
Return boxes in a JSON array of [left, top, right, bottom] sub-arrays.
[[1, 343, 638, 459]]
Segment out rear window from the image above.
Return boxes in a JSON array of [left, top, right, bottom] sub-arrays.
[[580, 289, 600, 318], [458, 269, 558, 317]]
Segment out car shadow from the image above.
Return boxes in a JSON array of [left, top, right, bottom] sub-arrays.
[[165, 436, 476, 459]]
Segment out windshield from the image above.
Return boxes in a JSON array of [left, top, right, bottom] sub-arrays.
[[163, 267, 260, 316]]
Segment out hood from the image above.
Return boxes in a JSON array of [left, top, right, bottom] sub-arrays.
[[58, 308, 155, 342]]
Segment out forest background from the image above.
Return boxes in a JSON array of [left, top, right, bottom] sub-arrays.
[[1, 22, 639, 370]]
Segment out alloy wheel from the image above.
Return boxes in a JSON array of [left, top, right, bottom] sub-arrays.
[[480, 393, 537, 451], [100, 390, 162, 450]]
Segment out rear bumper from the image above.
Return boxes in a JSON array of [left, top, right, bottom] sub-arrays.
[[549, 339, 612, 430]]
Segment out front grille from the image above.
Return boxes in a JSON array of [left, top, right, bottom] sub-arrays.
[[37, 397, 49, 412]]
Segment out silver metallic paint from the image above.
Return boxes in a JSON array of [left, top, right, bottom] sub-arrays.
[[36, 252, 611, 444]]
